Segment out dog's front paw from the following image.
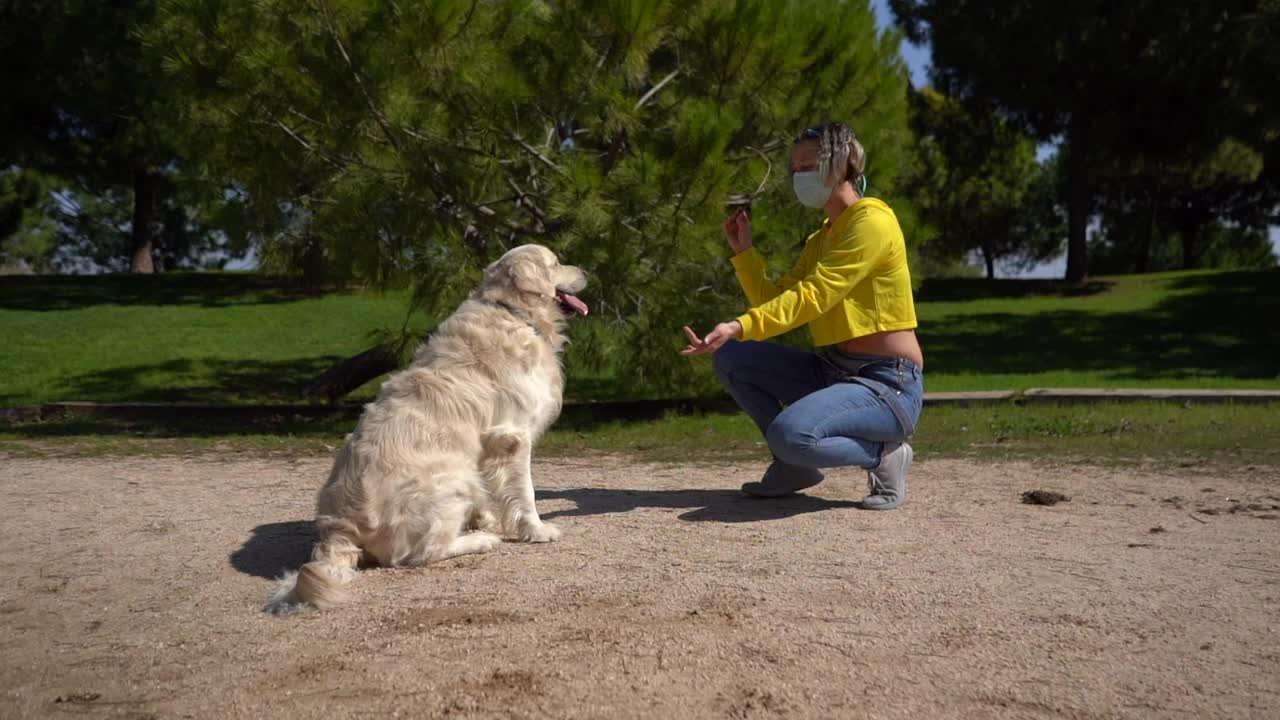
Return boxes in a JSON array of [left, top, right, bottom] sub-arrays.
[[519, 521, 561, 543], [472, 531, 503, 552]]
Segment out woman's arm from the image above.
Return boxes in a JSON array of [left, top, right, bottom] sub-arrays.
[[722, 207, 820, 306], [734, 211, 889, 341], [730, 234, 821, 307]]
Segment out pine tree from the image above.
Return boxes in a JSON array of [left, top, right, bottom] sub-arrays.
[[0, 169, 59, 273], [153, 0, 914, 397], [0, 0, 242, 273], [891, 0, 1279, 282], [903, 88, 1061, 279]]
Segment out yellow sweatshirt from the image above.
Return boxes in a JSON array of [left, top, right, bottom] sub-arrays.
[[730, 197, 917, 346]]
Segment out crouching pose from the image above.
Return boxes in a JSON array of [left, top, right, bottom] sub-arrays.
[[682, 122, 924, 509]]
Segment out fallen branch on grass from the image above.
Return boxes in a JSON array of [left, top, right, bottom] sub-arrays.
[[303, 343, 400, 404]]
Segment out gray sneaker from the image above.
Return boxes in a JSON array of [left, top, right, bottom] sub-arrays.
[[741, 459, 824, 498], [862, 442, 912, 510]]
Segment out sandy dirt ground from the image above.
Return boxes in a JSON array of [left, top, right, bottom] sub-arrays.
[[2, 450, 1279, 719]]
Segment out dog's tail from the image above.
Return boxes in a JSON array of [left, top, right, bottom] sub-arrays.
[[264, 518, 362, 615]]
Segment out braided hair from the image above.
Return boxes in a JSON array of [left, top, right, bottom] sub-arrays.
[[796, 122, 867, 191]]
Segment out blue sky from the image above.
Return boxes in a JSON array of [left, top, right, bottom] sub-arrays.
[[869, 0, 931, 87]]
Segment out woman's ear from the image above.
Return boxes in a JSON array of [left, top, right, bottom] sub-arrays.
[[509, 258, 552, 296]]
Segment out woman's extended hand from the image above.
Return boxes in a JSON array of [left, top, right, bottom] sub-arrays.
[[722, 208, 752, 255], [679, 322, 743, 356]]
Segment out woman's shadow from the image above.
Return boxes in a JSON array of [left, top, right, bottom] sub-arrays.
[[539, 487, 859, 523], [229, 489, 857, 578], [229, 520, 314, 579]]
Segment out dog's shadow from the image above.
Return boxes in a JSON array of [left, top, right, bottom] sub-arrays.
[[230, 491, 856, 578], [539, 488, 860, 523], [229, 520, 314, 579]]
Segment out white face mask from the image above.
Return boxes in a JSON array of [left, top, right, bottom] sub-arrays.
[[792, 171, 832, 209]]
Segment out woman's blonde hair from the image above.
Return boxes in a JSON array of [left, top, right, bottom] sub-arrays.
[[796, 122, 866, 187]]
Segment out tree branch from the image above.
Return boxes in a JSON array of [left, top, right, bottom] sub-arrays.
[[749, 145, 773, 197], [507, 131, 560, 171], [505, 176, 547, 221], [444, 0, 479, 46], [268, 118, 348, 172], [320, 3, 405, 154], [634, 69, 680, 111], [476, 194, 520, 208]]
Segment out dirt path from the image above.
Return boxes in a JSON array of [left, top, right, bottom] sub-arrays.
[[2, 452, 1278, 719]]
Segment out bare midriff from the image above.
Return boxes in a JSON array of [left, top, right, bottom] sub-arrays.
[[837, 329, 924, 369]]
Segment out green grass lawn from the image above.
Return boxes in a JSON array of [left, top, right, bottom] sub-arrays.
[[1, 268, 1277, 407], [547, 400, 1280, 466], [915, 269, 1280, 391], [4, 402, 1277, 468], [0, 273, 426, 406]]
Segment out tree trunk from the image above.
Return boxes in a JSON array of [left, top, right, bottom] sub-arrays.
[[129, 170, 157, 273], [1135, 195, 1156, 274], [982, 243, 996, 279], [1064, 114, 1090, 283], [1180, 215, 1207, 270]]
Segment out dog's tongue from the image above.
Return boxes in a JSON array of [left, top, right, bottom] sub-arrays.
[[556, 290, 589, 316]]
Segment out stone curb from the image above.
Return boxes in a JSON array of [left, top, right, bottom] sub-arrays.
[[1020, 388, 1280, 404]]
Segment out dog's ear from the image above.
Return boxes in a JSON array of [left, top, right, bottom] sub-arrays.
[[508, 256, 553, 297]]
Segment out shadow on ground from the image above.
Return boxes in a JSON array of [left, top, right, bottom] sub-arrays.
[[0, 355, 347, 407], [230, 520, 315, 580], [916, 277, 1115, 301], [540, 487, 861, 523], [0, 273, 351, 311], [226, 491, 851, 585], [1, 397, 739, 439]]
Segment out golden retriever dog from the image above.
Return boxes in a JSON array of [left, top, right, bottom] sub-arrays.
[[265, 244, 588, 614]]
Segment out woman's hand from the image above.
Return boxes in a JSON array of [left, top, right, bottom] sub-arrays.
[[722, 208, 752, 255], [679, 322, 743, 356]]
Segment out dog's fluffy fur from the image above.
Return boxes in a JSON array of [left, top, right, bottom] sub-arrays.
[[265, 244, 587, 614]]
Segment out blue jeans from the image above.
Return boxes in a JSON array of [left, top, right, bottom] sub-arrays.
[[713, 340, 924, 469]]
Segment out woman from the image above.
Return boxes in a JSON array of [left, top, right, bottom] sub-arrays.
[[681, 122, 924, 510]]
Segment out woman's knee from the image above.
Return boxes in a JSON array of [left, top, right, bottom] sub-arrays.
[[765, 415, 816, 465]]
